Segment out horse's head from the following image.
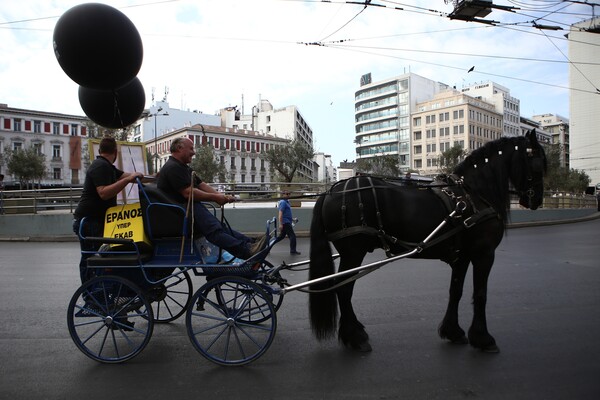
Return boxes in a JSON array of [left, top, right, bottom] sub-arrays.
[[511, 130, 546, 210]]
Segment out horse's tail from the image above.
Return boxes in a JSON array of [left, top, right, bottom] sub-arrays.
[[309, 194, 338, 340]]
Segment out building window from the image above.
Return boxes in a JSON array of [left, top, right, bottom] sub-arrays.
[[33, 143, 42, 155], [53, 168, 62, 180], [53, 122, 60, 135], [414, 145, 422, 154], [33, 121, 41, 133], [13, 119, 21, 132], [230, 157, 236, 169], [414, 159, 422, 169], [413, 117, 421, 127], [13, 142, 22, 151], [53, 145, 61, 160], [71, 124, 78, 136], [413, 131, 422, 140]]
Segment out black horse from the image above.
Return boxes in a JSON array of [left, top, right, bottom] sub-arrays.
[[308, 131, 546, 353]]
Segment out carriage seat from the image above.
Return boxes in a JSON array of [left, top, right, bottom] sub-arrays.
[[139, 183, 191, 240]]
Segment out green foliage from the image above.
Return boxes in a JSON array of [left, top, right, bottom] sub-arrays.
[[356, 155, 400, 176], [265, 139, 314, 182], [544, 144, 590, 193], [190, 144, 226, 182], [438, 144, 468, 175], [3, 147, 46, 188]]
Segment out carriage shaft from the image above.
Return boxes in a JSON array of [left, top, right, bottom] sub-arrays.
[[279, 247, 419, 294], [280, 211, 458, 295]]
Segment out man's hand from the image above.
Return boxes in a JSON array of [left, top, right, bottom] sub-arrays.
[[214, 193, 235, 205], [129, 172, 144, 183]]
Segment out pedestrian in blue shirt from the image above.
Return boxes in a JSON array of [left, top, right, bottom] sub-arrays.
[[278, 191, 300, 255]]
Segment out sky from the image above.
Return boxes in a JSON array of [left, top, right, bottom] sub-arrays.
[[1, 0, 598, 166]]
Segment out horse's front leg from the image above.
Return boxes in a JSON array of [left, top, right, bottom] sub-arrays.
[[438, 256, 470, 344], [469, 251, 500, 353]]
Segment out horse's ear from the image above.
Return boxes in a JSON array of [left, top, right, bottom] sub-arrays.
[[527, 129, 538, 145]]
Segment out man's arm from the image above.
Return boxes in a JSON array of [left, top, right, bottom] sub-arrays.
[[181, 182, 234, 205], [96, 172, 144, 200]]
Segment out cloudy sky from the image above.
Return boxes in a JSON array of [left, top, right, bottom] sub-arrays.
[[1, 0, 598, 164]]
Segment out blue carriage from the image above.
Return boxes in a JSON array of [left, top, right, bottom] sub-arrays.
[[67, 180, 288, 366]]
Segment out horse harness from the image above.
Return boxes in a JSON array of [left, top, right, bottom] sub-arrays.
[[326, 175, 500, 262]]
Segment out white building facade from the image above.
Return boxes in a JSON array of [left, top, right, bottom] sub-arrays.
[[220, 99, 315, 181], [0, 103, 88, 187], [313, 152, 336, 183], [130, 100, 221, 143], [355, 72, 449, 172], [532, 113, 570, 168], [461, 81, 521, 138], [146, 124, 289, 186], [411, 90, 503, 175], [568, 17, 600, 185]]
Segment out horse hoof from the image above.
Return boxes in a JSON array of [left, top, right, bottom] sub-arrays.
[[451, 336, 469, 345], [352, 341, 372, 352], [481, 344, 500, 353]]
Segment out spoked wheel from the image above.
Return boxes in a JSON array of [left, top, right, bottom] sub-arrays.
[[146, 271, 193, 323], [186, 276, 277, 366], [67, 276, 154, 363]]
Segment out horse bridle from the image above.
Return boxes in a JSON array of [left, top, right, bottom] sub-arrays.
[[517, 140, 545, 205]]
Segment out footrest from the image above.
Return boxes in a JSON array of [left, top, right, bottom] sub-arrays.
[[87, 253, 153, 267]]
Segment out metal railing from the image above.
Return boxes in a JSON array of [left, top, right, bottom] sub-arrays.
[[0, 184, 597, 215], [1, 187, 84, 214]]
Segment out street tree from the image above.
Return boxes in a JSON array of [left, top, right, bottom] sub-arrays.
[[438, 144, 468, 175], [265, 139, 314, 182], [356, 155, 400, 176], [544, 143, 590, 193], [190, 144, 226, 183], [3, 147, 47, 189]]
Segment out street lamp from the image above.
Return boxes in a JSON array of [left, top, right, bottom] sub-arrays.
[[150, 107, 169, 173]]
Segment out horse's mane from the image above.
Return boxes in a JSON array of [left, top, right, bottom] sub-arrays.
[[453, 136, 530, 224]]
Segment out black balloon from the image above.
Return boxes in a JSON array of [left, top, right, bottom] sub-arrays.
[[53, 3, 143, 90], [79, 78, 146, 129]]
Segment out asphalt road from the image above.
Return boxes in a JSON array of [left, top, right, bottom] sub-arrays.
[[0, 220, 599, 400]]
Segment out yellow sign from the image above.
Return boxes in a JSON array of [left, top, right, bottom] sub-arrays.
[[103, 202, 151, 248]]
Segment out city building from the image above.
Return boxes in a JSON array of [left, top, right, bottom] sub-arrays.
[[337, 161, 357, 180], [461, 81, 521, 137], [355, 72, 450, 172], [531, 113, 569, 168], [411, 89, 502, 175], [313, 152, 336, 183], [568, 16, 600, 185], [220, 99, 316, 181], [520, 116, 552, 145], [130, 100, 220, 143], [135, 98, 316, 182], [0, 103, 88, 187], [145, 123, 288, 186]]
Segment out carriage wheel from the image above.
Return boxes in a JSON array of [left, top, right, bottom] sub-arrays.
[[147, 271, 193, 323], [186, 276, 277, 366], [67, 276, 154, 363]]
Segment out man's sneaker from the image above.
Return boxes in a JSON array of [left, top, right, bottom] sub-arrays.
[[248, 235, 267, 257], [290, 251, 301, 256]]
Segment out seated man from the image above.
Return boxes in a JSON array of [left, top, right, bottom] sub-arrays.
[[157, 137, 264, 259]]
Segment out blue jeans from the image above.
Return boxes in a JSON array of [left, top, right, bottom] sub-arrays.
[[193, 203, 253, 259]]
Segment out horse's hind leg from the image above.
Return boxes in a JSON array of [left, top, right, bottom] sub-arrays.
[[469, 251, 500, 353], [336, 247, 371, 352], [438, 257, 469, 344]]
